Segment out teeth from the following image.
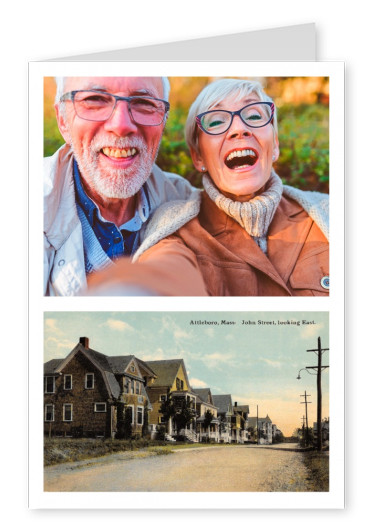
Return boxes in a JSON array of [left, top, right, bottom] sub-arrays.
[[102, 147, 137, 158], [226, 149, 256, 161]]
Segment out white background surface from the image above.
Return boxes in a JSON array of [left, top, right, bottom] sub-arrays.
[[3, 0, 372, 526]]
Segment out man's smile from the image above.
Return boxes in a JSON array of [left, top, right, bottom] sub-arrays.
[[101, 147, 138, 159]]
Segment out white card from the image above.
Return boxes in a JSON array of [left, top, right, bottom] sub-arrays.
[[29, 26, 344, 510]]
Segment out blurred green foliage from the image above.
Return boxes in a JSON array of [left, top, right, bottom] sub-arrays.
[[275, 104, 329, 193], [44, 102, 329, 194]]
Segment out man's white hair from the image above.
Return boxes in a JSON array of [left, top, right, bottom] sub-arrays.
[[185, 78, 278, 154], [54, 76, 170, 103]]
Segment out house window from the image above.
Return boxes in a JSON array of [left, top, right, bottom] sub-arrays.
[[45, 404, 54, 422], [137, 407, 143, 425], [94, 403, 107, 413], [130, 365, 135, 373], [160, 394, 167, 402], [135, 381, 141, 395], [138, 396, 144, 404], [85, 373, 94, 389], [44, 376, 55, 394], [63, 404, 73, 422], [64, 374, 72, 390]]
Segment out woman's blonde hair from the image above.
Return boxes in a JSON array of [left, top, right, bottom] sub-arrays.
[[185, 78, 278, 154]]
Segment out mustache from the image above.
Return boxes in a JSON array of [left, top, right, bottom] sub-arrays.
[[89, 135, 147, 152]]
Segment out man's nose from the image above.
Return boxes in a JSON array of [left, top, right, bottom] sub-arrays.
[[103, 100, 138, 136], [226, 115, 252, 139]]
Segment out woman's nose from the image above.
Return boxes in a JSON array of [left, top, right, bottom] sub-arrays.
[[226, 114, 252, 139], [104, 100, 138, 136]]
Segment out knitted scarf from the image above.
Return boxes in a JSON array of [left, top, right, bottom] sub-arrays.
[[202, 170, 283, 253]]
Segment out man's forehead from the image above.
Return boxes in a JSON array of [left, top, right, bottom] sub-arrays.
[[64, 76, 164, 97]]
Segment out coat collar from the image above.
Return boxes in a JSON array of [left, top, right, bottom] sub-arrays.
[[198, 191, 313, 292]]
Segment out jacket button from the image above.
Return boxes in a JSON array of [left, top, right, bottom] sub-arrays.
[[58, 259, 65, 266], [114, 237, 121, 244], [320, 276, 329, 289]]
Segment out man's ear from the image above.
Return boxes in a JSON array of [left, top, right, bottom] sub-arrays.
[[190, 146, 205, 172], [55, 103, 71, 145]]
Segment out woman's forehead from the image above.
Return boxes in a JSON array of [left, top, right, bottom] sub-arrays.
[[210, 92, 260, 111]]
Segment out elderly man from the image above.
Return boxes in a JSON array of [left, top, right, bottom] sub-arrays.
[[44, 76, 196, 295]]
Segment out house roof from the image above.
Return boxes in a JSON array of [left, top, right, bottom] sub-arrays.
[[212, 394, 233, 414], [233, 405, 249, 414], [44, 359, 63, 374], [248, 416, 273, 427], [192, 388, 212, 403], [43, 344, 151, 400], [145, 359, 191, 390], [107, 355, 135, 374]]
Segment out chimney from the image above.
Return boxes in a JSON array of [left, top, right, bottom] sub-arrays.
[[80, 337, 89, 348], [234, 401, 238, 407]]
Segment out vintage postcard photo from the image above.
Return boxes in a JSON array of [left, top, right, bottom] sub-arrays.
[[34, 310, 342, 509]]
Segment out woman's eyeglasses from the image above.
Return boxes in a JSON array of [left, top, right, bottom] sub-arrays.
[[196, 102, 274, 135]]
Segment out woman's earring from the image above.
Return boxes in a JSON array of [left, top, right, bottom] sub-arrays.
[[272, 155, 276, 161], [201, 166, 206, 172]]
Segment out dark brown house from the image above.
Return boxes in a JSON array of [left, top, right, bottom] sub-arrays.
[[44, 337, 156, 438]]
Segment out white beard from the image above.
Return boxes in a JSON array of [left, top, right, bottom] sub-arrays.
[[70, 133, 160, 199]]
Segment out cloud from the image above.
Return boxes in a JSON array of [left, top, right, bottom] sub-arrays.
[[140, 348, 166, 361], [205, 328, 215, 338], [158, 316, 191, 341], [189, 377, 208, 388], [260, 358, 282, 368], [202, 351, 235, 369], [173, 329, 190, 340], [300, 322, 325, 339], [104, 319, 134, 332], [45, 319, 60, 333]]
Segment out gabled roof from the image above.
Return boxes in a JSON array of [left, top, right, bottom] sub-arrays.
[[248, 416, 273, 427], [43, 343, 149, 400], [106, 355, 134, 374], [233, 404, 249, 415], [145, 359, 191, 390], [192, 388, 213, 404], [212, 394, 233, 414], [44, 359, 62, 374]]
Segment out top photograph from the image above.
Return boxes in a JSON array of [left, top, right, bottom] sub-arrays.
[[44, 75, 329, 297]]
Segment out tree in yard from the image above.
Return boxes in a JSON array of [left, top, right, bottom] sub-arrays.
[[116, 402, 133, 439], [202, 410, 214, 442], [159, 392, 176, 433], [142, 407, 149, 438], [174, 398, 196, 433]]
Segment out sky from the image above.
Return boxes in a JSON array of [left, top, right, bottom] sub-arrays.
[[44, 311, 329, 436]]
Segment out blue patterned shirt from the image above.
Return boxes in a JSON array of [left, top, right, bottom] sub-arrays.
[[73, 160, 150, 260]]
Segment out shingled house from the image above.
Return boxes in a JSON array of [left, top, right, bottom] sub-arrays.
[[44, 337, 155, 438]]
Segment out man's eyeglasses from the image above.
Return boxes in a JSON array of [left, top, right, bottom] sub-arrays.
[[60, 90, 170, 126], [195, 102, 275, 135]]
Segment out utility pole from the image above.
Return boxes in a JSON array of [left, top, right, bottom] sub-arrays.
[[256, 405, 259, 445], [301, 415, 306, 446], [300, 391, 312, 447], [306, 337, 329, 451]]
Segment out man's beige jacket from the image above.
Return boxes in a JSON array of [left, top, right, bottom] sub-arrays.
[[44, 144, 198, 296]]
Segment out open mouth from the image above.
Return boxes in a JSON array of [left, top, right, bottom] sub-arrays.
[[101, 147, 138, 159], [225, 148, 258, 170]]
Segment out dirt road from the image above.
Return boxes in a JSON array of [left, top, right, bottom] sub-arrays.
[[44, 445, 321, 492]]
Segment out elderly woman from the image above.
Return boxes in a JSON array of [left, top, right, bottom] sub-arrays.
[[88, 78, 329, 296]]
